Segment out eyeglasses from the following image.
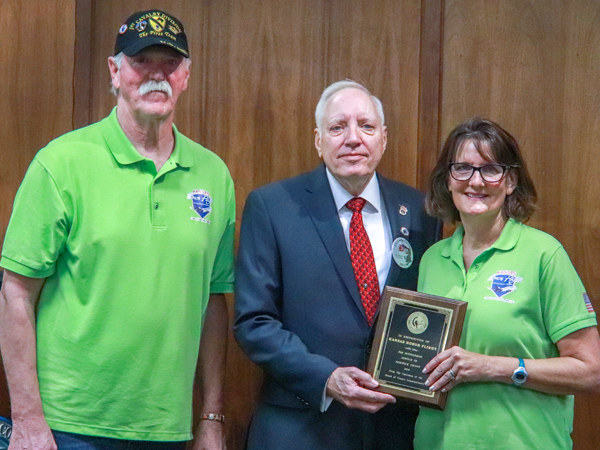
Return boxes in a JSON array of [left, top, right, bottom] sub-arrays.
[[449, 163, 517, 183]]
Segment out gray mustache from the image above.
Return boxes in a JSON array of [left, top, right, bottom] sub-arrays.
[[139, 80, 173, 97]]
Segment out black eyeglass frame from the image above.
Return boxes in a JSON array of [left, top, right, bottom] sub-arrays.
[[448, 163, 519, 183]]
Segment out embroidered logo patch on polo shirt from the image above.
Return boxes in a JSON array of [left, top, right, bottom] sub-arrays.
[[485, 270, 523, 303], [187, 190, 212, 224]]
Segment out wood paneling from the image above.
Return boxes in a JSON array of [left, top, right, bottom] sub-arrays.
[[441, 1, 600, 448], [0, 0, 76, 248], [73, 0, 93, 129], [0, 0, 76, 422], [442, 0, 565, 237], [417, 0, 444, 192], [562, 2, 600, 447]]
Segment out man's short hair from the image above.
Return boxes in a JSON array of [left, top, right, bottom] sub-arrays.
[[110, 52, 125, 96], [314, 80, 385, 133]]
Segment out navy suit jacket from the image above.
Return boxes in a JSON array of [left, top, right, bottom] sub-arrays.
[[234, 165, 441, 450]]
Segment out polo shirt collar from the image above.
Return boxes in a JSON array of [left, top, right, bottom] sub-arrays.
[[442, 217, 522, 261], [101, 107, 193, 168], [490, 218, 521, 251]]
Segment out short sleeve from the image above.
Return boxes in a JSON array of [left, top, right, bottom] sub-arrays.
[[209, 172, 235, 294], [0, 158, 70, 278], [540, 245, 597, 343]]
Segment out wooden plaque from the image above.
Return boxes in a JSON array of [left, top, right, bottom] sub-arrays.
[[367, 287, 467, 410]]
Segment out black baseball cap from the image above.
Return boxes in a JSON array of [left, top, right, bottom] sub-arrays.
[[114, 10, 189, 57]]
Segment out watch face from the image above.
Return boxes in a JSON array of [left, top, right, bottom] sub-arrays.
[[512, 367, 528, 385], [514, 372, 526, 381]]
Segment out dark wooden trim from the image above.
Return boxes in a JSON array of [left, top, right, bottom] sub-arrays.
[[417, 0, 444, 192], [73, 0, 93, 130]]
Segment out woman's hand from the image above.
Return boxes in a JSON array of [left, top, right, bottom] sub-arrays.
[[423, 346, 494, 392], [422, 326, 600, 394]]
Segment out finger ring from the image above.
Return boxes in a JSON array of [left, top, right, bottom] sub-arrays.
[[448, 369, 456, 380]]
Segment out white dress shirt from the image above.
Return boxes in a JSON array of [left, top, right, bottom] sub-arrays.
[[326, 168, 392, 293], [321, 168, 393, 411]]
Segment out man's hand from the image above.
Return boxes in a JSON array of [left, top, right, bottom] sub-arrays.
[[193, 293, 228, 450], [191, 419, 225, 450], [326, 366, 396, 413], [8, 416, 57, 450]]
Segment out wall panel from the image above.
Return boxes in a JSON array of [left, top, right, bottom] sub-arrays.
[[0, 0, 76, 418], [0, 0, 76, 249], [441, 1, 600, 448], [562, 2, 600, 446]]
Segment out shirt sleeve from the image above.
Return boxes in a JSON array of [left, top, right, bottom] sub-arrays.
[[1, 158, 70, 278], [209, 171, 235, 294], [540, 245, 597, 343]]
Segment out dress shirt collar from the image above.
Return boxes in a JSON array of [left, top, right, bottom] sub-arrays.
[[325, 167, 382, 213]]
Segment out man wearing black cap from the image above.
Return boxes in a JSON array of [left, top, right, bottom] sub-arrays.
[[0, 10, 232, 450]]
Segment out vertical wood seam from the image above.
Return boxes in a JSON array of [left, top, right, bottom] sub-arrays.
[[73, 0, 93, 130], [417, 0, 444, 192]]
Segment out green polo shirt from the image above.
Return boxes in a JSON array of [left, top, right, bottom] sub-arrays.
[[414, 219, 596, 450], [1, 108, 235, 441]]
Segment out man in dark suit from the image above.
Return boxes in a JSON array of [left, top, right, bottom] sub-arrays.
[[234, 80, 441, 450]]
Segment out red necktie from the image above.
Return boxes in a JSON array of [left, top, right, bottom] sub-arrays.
[[346, 197, 380, 325]]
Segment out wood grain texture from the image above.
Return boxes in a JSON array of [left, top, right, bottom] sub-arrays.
[[562, 2, 600, 447], [441, 1, 600, 448], [0, 0, 76, 248], [417, 0, 444, 192], [73, 0, 93, 129], [0, 0, 76, 422]]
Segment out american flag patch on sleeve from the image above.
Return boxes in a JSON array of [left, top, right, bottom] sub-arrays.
[[583, 293, 595, 313]]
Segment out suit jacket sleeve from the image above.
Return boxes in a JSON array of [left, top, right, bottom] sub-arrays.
[[234, 189, 339, 408]]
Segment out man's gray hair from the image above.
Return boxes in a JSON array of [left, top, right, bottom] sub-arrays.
[[110, 52, 125, 96], [109, 52, 192, 96], [314, 80, 385, 133]]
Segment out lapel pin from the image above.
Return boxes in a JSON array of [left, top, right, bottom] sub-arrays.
[[392, 237, 413, 269], [399, 205, 408, 216], [401, 227, 409, 236]]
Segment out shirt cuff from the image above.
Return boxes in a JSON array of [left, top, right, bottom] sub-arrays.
[[320, 376, 334, 412]]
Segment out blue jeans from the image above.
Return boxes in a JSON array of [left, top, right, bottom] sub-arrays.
[[52, 430, 188, 450]]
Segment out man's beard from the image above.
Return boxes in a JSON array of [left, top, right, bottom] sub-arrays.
[[138, 80, 173, 97]]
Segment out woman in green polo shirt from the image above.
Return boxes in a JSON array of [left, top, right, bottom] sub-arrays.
[[413, 117, 600, 450]]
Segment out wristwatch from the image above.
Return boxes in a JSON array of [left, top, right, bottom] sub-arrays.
[[511, 358, 528, 386]]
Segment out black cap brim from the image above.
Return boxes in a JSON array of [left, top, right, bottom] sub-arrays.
[[121, 38, 189, 58]]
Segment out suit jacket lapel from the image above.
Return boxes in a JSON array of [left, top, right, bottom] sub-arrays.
[[301, 165, 364, 315], [380, 175, 413, 288]]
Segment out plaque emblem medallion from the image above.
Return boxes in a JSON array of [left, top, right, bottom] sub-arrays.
[[407, 311, 428, 334]]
